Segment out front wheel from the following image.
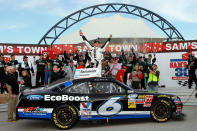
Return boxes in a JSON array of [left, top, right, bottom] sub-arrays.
[[151, 99, 172, 122], [52, 105, 79, 129]]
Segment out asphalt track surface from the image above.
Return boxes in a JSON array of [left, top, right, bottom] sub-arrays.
[[0, 106, 196, 131]]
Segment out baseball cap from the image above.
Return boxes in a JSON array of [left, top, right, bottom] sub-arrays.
[[6, 66, 14, 72], [23, 55, 28, 59]]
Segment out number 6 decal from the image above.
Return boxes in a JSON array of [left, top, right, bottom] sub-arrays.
[[97, 96, 123, 116]]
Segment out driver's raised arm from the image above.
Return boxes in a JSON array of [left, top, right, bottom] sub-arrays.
[[79, 31, 94, 49], [101, 34, 112, 50]]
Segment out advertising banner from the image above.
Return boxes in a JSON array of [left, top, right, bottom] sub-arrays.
[[1, 40, 197, 55], [74, 68, 101, 79]]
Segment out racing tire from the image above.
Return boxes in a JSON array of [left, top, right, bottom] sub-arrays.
[[52, 105, 79, 129], [151, 99, 172, 122]]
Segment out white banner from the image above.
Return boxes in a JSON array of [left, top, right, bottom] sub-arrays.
[[155, 52, 197, 88], [74, 68, 101, 79]]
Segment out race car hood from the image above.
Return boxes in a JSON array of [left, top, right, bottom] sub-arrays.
[[23, 87, 51, 95]]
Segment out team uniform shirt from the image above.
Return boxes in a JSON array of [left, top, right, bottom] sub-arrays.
[[129, 71, 143, 82], [0, 60, 6, 72], [77, 65, 85, 69], [20, 61, 34, 74], [52, 59, 62, 68], [5, 73, 19, 95], [0, 60, 6, 81], [102, 64, 111, 77], [115, 69, 125, 82], [36, 59, 46, 71], [7, 60, 18, 68]]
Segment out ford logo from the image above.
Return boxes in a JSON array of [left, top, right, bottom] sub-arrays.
[[27, 95, 43, 100]]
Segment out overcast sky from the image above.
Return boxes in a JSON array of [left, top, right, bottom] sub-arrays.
[[0, 0, 196, 44]]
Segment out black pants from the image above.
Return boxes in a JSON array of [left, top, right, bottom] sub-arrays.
[[132, 81, 141, 89], [36, 70, 45, 87], [0, 71, 7, 93], [13, 71, 18, 80], [0, 81, 8, 94], [188, 75, 197, 89]]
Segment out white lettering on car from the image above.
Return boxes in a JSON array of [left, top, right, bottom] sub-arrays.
[[44, 95, 89, 101]]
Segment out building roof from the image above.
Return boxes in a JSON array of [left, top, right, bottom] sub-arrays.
[[59, 14, 165, 44]]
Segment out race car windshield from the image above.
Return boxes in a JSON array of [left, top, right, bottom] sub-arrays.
[[48, 78, 71, 89]]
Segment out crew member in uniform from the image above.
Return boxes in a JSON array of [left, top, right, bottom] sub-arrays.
[[19, 55, 34, 87], [34, 54, 46, 87], [52, 54, 63, 68], [7, 54, 19, 80], [187, 52, 197, 89], [0, 53, 7, 93]]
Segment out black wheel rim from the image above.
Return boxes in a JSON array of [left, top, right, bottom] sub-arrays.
[[153, 103, 168, 119], [57, 108, 73, 125]]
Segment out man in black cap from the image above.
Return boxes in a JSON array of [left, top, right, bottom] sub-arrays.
[[0, 53, 7, 93]]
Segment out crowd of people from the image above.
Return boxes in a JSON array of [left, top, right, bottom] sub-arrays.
[[0, 46, 160, 94]]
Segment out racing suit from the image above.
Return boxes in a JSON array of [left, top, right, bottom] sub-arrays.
[[81, 35, 111, 76]]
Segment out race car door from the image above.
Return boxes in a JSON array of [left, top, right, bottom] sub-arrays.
[[87, 81, 130, 120]]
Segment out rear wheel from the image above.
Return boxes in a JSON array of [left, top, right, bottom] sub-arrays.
[[52, 105, 79, 129], [151, 99, 172, 122]]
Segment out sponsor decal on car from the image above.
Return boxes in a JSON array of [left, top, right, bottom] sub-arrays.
[[128, 94, 137, 108], [18, 108, 53, 119], [128, 94, 138, 99], [27, 95, 43, 100], [138, 95, 146, 99], [128, 102, 136, 108], [44, 95, 89, 101], [143, 95, 153, 107], [136, 99, 144, 104], [80, 102, 92, 120], [23, 107, 46, 113]]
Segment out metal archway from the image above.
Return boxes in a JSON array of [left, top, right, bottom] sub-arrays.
[[38, 3, 184, 45]]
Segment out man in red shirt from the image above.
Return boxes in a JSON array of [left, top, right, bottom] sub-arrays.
[[116, 65, 127, 83], [77, 60, 85, 69], [129, 64, 143, 89]]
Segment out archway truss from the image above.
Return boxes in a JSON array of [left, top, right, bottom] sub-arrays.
[[38, 3, 184, 45]]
